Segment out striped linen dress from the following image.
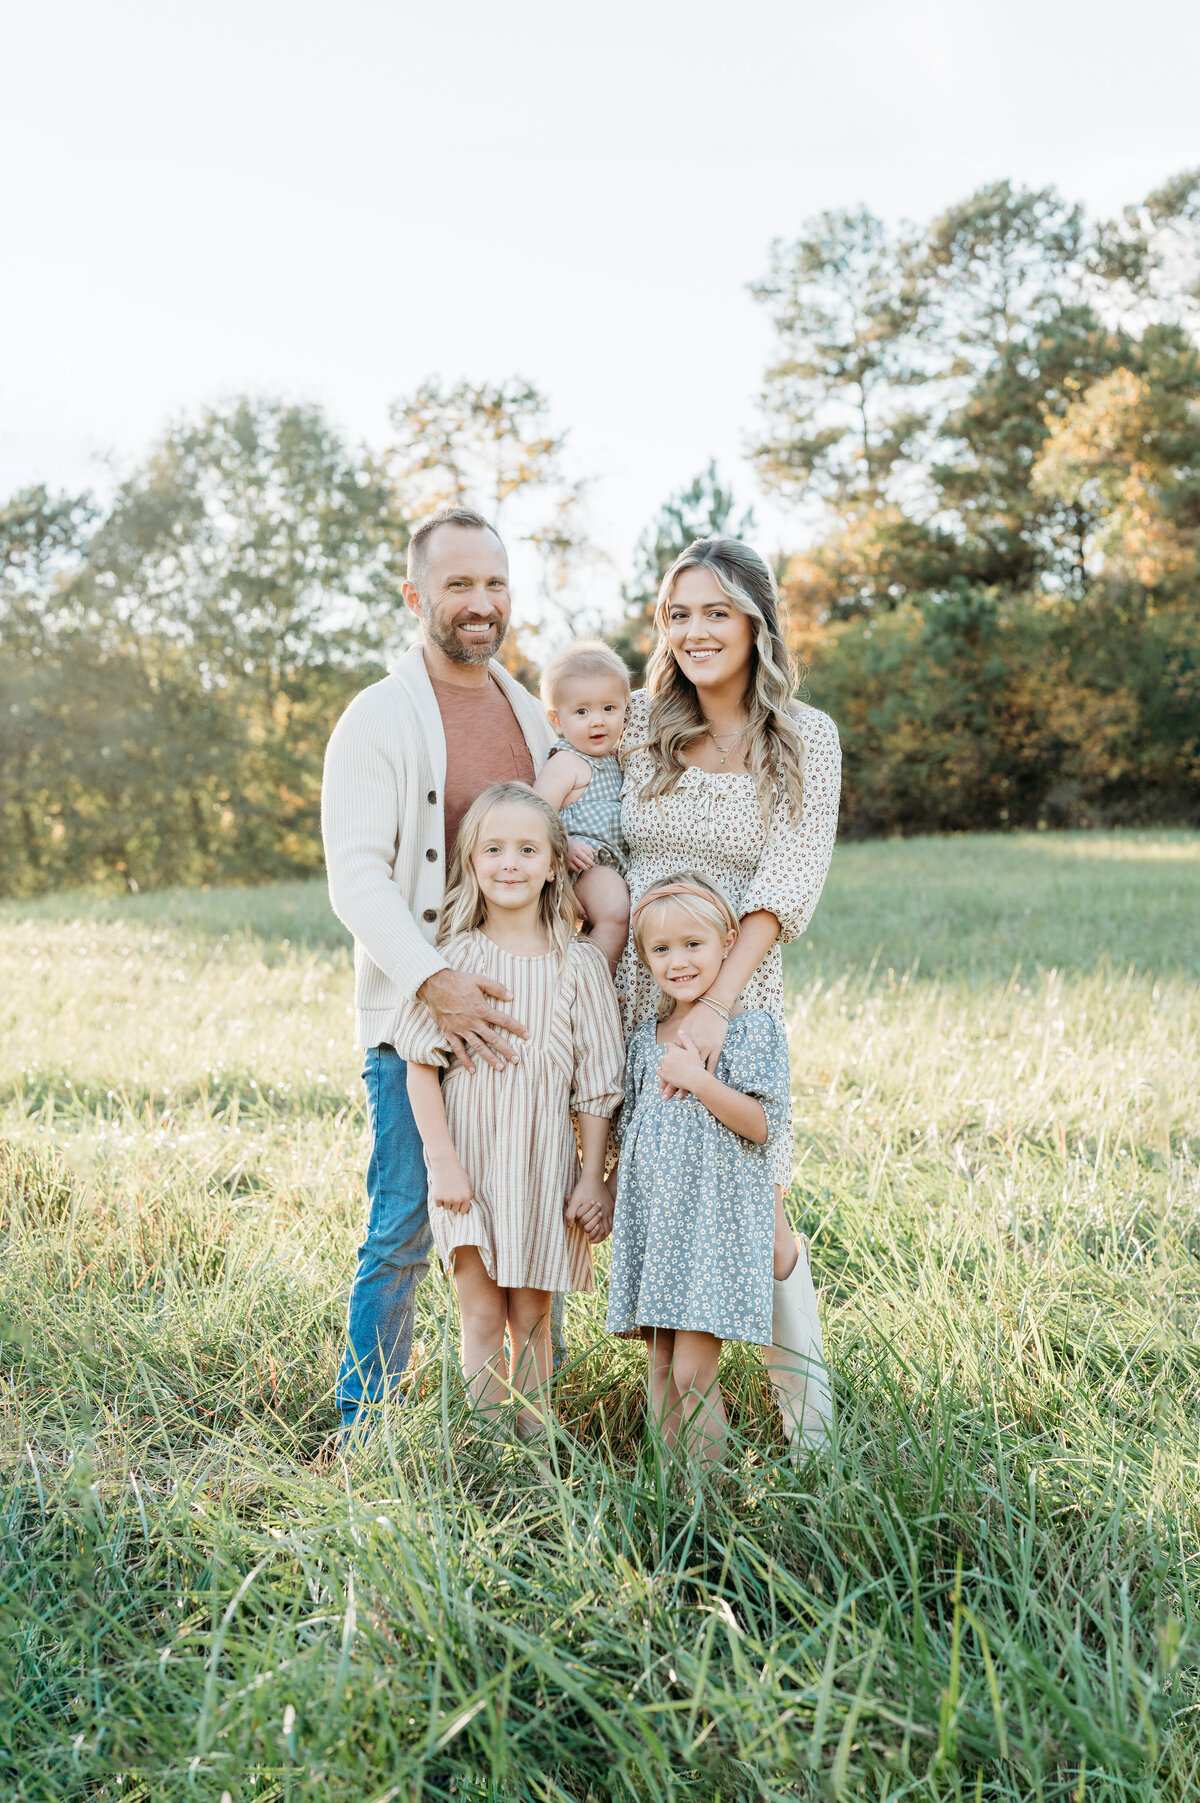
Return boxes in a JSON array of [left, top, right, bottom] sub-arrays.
[[392, 932, 625, 1292]]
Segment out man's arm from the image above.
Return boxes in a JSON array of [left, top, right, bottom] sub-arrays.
[[321, 696, 448, 997], [322, 696, 528, 1072]]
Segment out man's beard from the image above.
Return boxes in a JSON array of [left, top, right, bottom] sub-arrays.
[[423, 603, 509, 667]]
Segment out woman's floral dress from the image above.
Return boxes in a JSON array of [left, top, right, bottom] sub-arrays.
[[615, 687, 841, 1188]]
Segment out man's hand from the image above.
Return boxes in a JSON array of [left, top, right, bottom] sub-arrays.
[[658, 1032, 710, 1100], [566, 837, 596, 875], [417, 968, 528, 1074], [428, 1154, 474, 1214], [565, 1173, 614, 1244]]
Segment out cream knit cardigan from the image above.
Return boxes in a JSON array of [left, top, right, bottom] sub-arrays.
[[321, 643, 554, 1048]]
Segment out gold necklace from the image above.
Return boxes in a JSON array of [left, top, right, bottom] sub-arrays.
[[706, 722, 749, 765]]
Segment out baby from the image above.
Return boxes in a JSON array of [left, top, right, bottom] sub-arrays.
[[533, 639, 631, 976]]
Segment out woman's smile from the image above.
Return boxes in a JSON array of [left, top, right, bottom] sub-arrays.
[[665, 568, 756, 694]]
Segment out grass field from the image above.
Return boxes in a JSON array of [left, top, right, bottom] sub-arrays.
[[1, 830, 1198, 1801]]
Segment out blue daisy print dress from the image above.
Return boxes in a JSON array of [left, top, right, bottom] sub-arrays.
[[606, 1010, 791, 1347]]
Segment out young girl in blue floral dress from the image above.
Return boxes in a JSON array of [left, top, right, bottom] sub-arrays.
[[606, 872, 802, 1465]]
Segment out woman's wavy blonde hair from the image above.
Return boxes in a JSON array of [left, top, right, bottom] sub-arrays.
[[439, 781, 578, 965], [636, 538, 805, 824]]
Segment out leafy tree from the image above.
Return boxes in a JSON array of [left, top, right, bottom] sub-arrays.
[[750, 207, 930, 513], [803, 593, 1199, 836], [0, 485, 95, 647], [387, 376, 597, 649], [1, 487, 96, 889], [917, 183, 1130, 591], [929, 305, 1130, 591], [387, 377, 566, 523], [923, 180, 1087, 360], [86, 396, 406, 698], [1091, 168, 1200, 329], [780, 506, 963, 628], [611, 462, 754, 680], [1033, 326, 1200, 604], [756, 182, 1155, 608], [0, 398, 407, 894]]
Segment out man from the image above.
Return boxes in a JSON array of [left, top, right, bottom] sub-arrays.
[[321, 504, 553, 1430]]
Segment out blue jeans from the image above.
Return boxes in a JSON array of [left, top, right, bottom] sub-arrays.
[[336, 1046, 433, 1425], [336, 1045, 568, 1427]]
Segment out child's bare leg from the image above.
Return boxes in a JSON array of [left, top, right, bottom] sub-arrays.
[[451, 1248, 509, 1416], [508, 1286, 553, 1436], [642, 1326, 680, 1446], [573, 865, 630, 977], [670, 1331, 727, 1467]]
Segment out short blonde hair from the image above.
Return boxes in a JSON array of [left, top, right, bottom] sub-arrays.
[[539, 639, 632, 712], [630, 870, 740, 965], [441, 782, 578, 965]]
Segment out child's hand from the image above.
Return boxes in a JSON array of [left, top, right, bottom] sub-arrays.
[[567, 837, 596, 875], [565, 1174, 613, 1244], [660, 1005, 728, 1097], [428, 1156, 474, 1214], [658, 1032, 709, 1099]]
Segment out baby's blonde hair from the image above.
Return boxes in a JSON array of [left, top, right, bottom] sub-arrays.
[[539, 639, 632, 713], [440, 782, 578, 965], [631, 870, 740, 964]]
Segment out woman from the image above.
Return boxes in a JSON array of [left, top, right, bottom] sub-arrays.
[[616, 537, 840, 1451]]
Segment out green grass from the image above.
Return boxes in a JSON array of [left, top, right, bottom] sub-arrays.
[[1, 830, 1198, 1800]]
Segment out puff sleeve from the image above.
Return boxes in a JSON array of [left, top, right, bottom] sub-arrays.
[[721, 1013, 792, 1150], [740, 706, 841, 944], [569, 942, 626, 1118], [389, 993, 453, 1068], [387, 930, 480, 1068]]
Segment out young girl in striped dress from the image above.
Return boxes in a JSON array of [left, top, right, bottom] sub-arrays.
[[394, 781, 625, 1438]]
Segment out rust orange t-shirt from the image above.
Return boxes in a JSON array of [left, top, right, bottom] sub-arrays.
[[429, 671, 536, 865]]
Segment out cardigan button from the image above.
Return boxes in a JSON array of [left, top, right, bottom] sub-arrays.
[[425, 848, 437, 861], [427, 790, 437, 804], [422, 908, 437, 923]]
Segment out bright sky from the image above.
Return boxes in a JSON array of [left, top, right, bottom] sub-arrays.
[[4, 0, 1198, 606]]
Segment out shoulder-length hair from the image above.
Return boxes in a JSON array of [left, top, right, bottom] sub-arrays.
[[637, 538, 805, 824], [439, 781, 578, 965]]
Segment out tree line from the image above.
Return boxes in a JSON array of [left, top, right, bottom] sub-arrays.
[[3, 174, 1199, 895]]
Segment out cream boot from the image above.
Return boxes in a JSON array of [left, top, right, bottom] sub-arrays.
[[764, 1236, 833, 1453]]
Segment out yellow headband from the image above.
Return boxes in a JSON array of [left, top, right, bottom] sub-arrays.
[[630, 881, 739, 937]]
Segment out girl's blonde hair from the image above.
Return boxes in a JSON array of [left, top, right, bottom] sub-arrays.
[[539, 638, 632, 712], [636, 538, 806, 825], [631, 870, 739, 963], [440, 782, 578, 964]]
